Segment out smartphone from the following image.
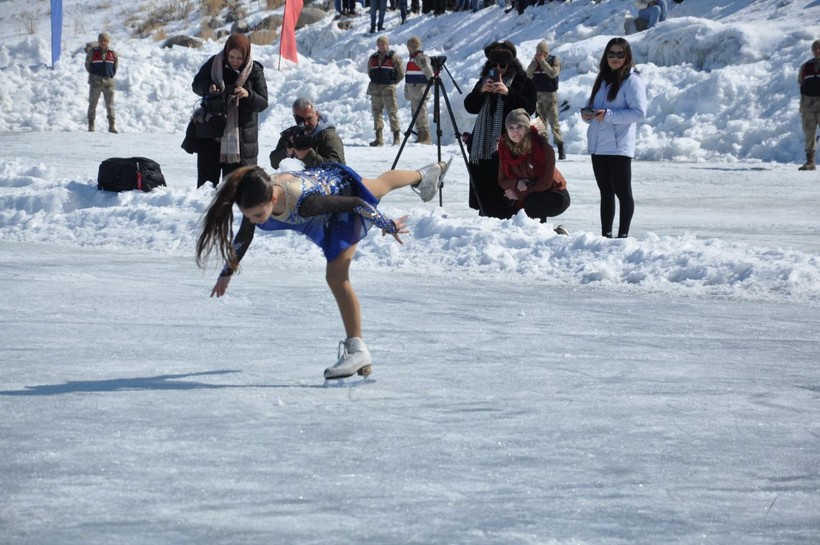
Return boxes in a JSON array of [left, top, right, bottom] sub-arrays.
[[581, 107, 596, 116], [488, 68, 500, 83]]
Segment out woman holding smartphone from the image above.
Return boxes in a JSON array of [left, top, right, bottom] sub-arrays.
[[464, 40, 537, 219], [581, 37, 647, 239]]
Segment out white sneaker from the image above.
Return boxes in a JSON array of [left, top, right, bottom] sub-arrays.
[[324, 337, 372, 379], [413, 158, 452, 202]]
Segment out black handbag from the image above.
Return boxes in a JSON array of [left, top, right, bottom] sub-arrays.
[[193, 93, 227, 139]]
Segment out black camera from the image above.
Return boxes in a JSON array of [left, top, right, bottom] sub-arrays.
[[282, 122, 312, 151], [430, 55, 447, 70]]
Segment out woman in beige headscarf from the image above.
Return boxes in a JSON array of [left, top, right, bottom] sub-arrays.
[[190, 33, 269, 188]]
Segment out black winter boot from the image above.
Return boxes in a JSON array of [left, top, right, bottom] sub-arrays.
[[557, 142, 566, 160]]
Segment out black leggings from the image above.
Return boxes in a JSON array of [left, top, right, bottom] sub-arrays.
[[591, 154, 633, 238]]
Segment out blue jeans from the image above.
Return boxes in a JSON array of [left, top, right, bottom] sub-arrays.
[[639, 0, 667, 28], [370, 0, 387, 29]]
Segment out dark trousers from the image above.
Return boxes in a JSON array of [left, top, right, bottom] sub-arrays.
[[467, 155, 513, 219], [196, 139, 240, 189], [591, 154, 634, 237], [520, 188, 570, 222]]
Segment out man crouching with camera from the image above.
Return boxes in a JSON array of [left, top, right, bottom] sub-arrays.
[[269, 97, 346, 169]]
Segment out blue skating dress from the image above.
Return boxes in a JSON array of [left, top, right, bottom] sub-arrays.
[[256, 163, 381, 262]]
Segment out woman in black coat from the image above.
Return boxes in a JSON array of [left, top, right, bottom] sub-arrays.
[[463, 40, 537, 219], [190, 33, 269, 188]]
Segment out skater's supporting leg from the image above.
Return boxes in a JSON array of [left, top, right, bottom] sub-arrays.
[[325, 244, 362, 339]]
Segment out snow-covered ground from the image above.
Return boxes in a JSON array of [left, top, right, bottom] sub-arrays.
[[1, 0, 819, 543]]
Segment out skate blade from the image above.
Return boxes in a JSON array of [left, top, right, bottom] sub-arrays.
[[323, 365, 373, 387]]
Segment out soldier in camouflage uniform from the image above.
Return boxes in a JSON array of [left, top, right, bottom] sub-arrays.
[[85, 32, 118, 133], [798, 39, 820, 171], [404, 37, 434, 145], [526, 40, 564, 159], [366, 35, 404, 146]]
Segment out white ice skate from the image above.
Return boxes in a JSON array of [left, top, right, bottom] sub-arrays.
[[413, 158, 453, 202], [323, 337, 373, 380]]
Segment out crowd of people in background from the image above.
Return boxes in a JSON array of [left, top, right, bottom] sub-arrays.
[[335, 0, 681, 21]]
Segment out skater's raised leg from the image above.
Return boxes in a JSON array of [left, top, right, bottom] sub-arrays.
[[361, 159, 450, 201]]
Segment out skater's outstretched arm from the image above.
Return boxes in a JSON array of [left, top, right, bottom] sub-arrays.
[[211, 216, 255, 298], [300, 194, 408, 243]]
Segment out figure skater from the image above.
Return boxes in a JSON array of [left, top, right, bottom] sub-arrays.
[[196, 160, 450, 380]]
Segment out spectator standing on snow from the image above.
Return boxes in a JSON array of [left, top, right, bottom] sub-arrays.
[[404, 37, 434, 145], [366, 35, 404, 146], [369, 0, 387, 33], [797, 39, 820, 171], [526, 40, 565, 160], [190, 33, 269, 188], [581, 37, 647, 239], [85, 32, 118, 133]]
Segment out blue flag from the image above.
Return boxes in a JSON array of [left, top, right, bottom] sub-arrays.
[[51, 0, 62, 67]]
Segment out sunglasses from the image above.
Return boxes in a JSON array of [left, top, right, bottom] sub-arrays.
[[607, 50, 626, 59], [493, 63, 508, 69]]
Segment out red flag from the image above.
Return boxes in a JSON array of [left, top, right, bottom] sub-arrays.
[[280, 0, 302, 64]]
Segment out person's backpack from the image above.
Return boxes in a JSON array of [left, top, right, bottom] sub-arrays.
[[97, 157, 167, 192]]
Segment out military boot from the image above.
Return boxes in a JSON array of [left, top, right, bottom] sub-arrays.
[[798, 151, 816, 171], [557, 142, 566, 160], [417, 129, 432, 145], [392, 130, 401, 146], [108, 118, 118, 134], [369, 130, 383, 147], [88, 119, 95, 132]]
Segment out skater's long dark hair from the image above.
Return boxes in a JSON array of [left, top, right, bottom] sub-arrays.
[[196, 165, 273, 271], [588, 37, 638, 104]]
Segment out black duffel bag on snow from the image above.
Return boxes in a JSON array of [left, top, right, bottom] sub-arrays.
[[97, 157, 167, 192]]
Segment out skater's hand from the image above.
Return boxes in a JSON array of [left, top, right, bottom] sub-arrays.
[[383, 215, 409, 244], [210, 276, 231, 298]]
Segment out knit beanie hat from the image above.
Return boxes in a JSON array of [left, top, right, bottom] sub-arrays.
[[223, 33, 251, 65], [407, 36, 421, 50], [536, 40, 549, 54], [505, 108, 531, 128]]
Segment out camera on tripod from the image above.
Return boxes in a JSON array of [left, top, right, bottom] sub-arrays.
[[429, 55, 447, 71], [282, 123, 312, 151]]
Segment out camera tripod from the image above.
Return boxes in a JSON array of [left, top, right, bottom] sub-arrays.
[[391, 56, 484, 214]]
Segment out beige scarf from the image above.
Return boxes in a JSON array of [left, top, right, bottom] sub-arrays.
[[210, 52, 254, 164]]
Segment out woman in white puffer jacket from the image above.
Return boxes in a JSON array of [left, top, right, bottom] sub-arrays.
[[581, 37, 647, 239]]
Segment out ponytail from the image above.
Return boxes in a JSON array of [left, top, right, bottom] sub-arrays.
[[196, 165, 273, 270]]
